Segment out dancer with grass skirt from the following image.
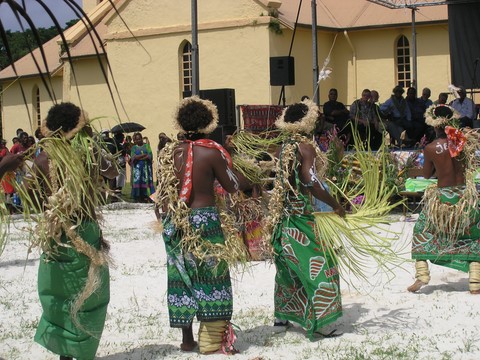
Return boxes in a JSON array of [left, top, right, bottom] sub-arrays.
[[408, 104, 480, 295], [157, 96, 249, 354], [265, 99, 346, 338], [18, 103, 117, 360]]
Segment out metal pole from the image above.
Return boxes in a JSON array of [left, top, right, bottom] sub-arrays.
[[191, 0, 200, 96], [312, 0, 319, 105], [411, 7, 417, 89]]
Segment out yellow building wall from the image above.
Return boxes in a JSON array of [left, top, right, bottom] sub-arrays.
[[65, 57, 122, 131], [1, 76, 63, 142], [328, 24, 450, 106], [109, 0, 270, 31], [106, 23, 272, 147]]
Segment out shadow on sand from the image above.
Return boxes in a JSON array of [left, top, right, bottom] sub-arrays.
[[0, 257, 37, 268], [97, 344, 179, 359], [418, 278, 469, 294]]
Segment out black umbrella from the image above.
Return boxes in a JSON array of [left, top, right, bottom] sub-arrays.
[[111, 122, 145, 133]]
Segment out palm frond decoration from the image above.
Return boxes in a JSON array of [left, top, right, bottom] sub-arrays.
[[232, 154, 267, 186], [230, 130, 287, 161], [316, 127, 407, 285]]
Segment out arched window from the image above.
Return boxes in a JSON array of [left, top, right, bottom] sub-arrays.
[[180, 41, 193, 93], [396, 35, 411, 88], [33, 86, 41, 128]]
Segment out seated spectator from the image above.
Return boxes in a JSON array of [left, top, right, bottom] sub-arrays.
[[420, 87, 433, 108], [350, 89, 382, 150], [450, 86, 476, 128], [406, 87, 427, 146], [433, 92, 448, 105], [380, 86, 411, 147], [323, 88, 351, 142]]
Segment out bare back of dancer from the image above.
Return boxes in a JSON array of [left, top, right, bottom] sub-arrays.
[[174, 142, 238, 208], [423, 136, 465, 188]]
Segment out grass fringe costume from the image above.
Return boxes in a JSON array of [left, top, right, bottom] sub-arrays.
[[14, 104, 112, 360], [411, 105, 480, 292], [263, 100, 342, 338], [261, 100, 402, 338], [156, 96, 244, 354]]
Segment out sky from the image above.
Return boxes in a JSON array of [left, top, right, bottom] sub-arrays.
[[0, 0, 82, 31]]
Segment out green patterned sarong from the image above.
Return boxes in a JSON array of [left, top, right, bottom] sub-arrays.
[[272, 140, 342, 339], [412, 186, 480, 272], [162, 207, 233, 328], [34, 221, 109, 360], [273, 199, 342, 339]]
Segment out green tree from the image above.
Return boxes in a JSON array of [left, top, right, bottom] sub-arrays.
[[0, 20, 77, 70]]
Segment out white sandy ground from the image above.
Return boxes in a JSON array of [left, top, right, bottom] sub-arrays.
[[0, 204, 479, 360]]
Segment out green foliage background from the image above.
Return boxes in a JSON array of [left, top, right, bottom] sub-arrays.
[[0, 19, 78, 70]]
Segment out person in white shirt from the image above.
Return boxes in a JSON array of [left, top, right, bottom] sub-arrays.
[[450, 86, 476, 128]]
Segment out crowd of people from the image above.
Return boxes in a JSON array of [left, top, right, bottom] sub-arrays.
[[0, 93, 479, 359], [319, 85, 478, 150], [0, 128, 43, 212]]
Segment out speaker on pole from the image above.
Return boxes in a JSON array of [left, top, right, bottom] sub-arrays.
[[270, 56, 295, 86]]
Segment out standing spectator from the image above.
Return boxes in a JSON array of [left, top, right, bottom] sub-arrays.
[[406, 87, 427, 146], [100, 130, 117, 191], [27, 136, 36, 148], [10, 131, 29, 209], [10, 131, 29, 154], [450, 86, 476, 128], [157, 132, 172, 156], [113, 132, 127, 191], [350, 89, 382, 150], [34, 128, 44, 157], [323, 88, 351, 142], [34, 128, 44, 142], [0, 139, 15, 210], [380, 86, 412, 147], [130, 132, 155, 202]]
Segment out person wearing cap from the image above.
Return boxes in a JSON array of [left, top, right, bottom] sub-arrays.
[[266, 99, 345, 338], [450, 86, 476, 128], [408, 104, 480, 295], [380, 85, 412, 147], [22, 102, 117, 360], [157, 96, 249, 354]]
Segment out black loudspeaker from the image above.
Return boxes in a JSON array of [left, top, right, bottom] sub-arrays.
[[183, 88, 236, 126], [200, 89, 236, 126], [270, 56, 295, 86], [209, 125, 237, 146]]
